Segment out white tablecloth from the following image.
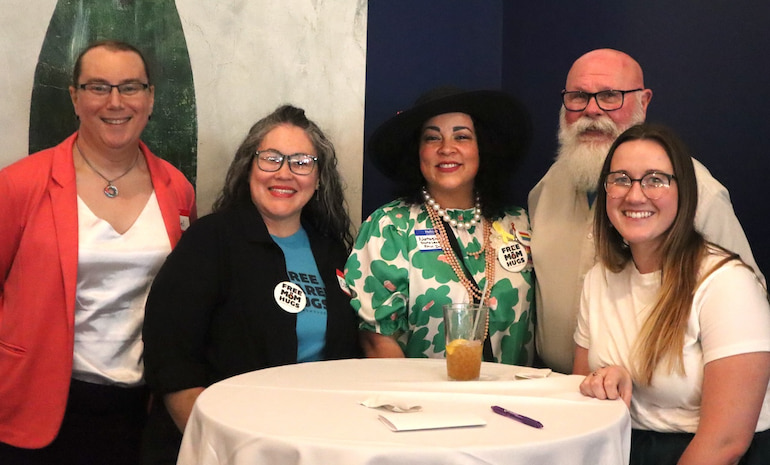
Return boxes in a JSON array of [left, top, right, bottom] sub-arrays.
[[177, 359, 630, 465]]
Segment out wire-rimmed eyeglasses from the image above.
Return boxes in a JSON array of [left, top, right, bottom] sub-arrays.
[[562, 89, 643, 112], [604, 171, 677, 200], [255, 149, 318, 175]]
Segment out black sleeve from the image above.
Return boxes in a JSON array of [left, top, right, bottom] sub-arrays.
[[143, 215, 226, 394]]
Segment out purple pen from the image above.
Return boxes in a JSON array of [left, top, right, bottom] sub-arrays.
[[491, 405, 544, 429]]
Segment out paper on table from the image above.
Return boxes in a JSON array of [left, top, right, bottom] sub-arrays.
[[514, 367, 552, 379], [360, 395, 422, 413], [378, 412, 486, 432]]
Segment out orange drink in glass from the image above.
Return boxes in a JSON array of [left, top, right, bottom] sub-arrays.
[[443, 304, 488, 381]]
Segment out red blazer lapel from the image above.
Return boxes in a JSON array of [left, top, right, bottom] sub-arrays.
[[49, 135, 79, 327]]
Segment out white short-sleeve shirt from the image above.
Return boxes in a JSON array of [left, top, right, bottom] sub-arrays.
[[575, 251, 770, 432]]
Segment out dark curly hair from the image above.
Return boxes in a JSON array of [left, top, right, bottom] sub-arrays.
[[213, 105, 353, 250]]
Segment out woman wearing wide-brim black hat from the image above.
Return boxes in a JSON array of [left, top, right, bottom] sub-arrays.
[[345, 86, 536, 365]]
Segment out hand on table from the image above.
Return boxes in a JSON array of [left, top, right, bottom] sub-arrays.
[[579, 365, 632, 408]]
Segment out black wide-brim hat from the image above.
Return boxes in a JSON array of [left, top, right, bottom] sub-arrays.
[[368, 86, 532, 181]]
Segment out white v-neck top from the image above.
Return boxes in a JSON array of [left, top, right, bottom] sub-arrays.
[[73, 192, 171, 386]]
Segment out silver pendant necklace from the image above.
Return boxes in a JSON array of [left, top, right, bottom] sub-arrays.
[[75, 139, 139, 198]]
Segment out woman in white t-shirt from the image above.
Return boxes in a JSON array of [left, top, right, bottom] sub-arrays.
[[573, 123, 770, 465]]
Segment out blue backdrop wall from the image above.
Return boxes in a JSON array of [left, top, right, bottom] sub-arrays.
[[365, 0, 770, 275], [363, 0, 504, 213]]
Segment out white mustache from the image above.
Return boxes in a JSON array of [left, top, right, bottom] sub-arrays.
[[571, 115, 620, 138]]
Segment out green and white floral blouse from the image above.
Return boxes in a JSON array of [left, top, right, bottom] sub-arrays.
[[345, 199, 534, 365]]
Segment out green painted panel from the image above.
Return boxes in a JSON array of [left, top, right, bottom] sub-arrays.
[[30, 0, 197, 186]]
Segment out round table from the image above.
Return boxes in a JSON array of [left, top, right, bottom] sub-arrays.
[[177, 358, 630, 465]]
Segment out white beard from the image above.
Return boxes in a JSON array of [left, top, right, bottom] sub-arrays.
[[554, 105, 644, 193]]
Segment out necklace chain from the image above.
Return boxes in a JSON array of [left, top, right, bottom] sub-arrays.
[[75, 139, 139, 198], [423, 189, 495, 305]]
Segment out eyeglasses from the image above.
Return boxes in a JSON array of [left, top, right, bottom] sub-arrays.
[[561, 89, 643, 112], [255, 149, 318, 175], [605, 171, 676, 200], [77, 82, 150, 96]]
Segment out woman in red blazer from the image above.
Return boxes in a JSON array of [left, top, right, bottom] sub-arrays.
[[0, 40, 196, 464]]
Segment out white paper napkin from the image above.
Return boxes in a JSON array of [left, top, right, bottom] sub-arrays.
[[514, 367, 552, 379], [378, 412, 487, 432], [360, 395, 422, 413]]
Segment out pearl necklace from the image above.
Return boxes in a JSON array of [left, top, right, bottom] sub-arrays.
[[424, 190, 495, 305], [76, 139, 140, 198], [422, 188, 481, 230]]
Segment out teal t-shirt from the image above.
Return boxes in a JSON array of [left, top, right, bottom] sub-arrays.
[[272, 228, 327, 362]]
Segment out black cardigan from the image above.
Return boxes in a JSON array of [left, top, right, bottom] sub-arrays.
[[143, 202, 361, 395]]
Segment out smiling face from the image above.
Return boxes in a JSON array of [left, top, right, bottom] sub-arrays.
[[606, 139, 678, 267], [249, 124, 319, 236], [69, 46, 154, 153], [418, 112, 479, 208]]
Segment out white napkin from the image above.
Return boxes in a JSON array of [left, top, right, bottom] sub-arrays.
[[514, 367, 552, 379], [378, 412, 487, 432], [360, 395, 422, 413]]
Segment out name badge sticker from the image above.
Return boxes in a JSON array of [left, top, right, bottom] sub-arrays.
[[415, 229, 441, 252], [179, 209, 191, 231], [336, 269, 352, 297], [274, 281, 307, 313], [498, 241, 528, 273]]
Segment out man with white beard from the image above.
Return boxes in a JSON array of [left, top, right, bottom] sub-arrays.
[[528, 48, 763, 374]]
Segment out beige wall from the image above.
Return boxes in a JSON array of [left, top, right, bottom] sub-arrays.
[[0, 0, 366, 224]]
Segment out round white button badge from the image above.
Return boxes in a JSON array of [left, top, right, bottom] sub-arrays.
[[273, 281, 307, 313], [498, 241, 528, 273]]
